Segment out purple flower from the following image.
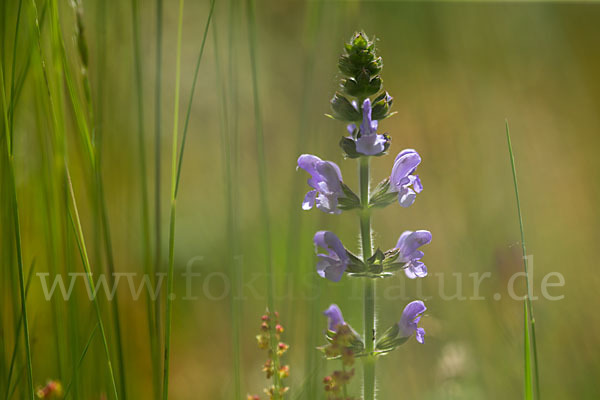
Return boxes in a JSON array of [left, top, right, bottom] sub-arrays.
[[297, 154, 344, 214], [390, 149, 423, 207], [323, 304, 345, 331], [399, 300, 426, 344], [314, 231, 349, 282], [346, 99, 387, 156], [395, 230, 432, 279]]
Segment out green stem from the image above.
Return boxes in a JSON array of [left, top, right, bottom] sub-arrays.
[[1, 56, 35, 400], [8, 0, 23, 149], [506, 121, 541, 400], [162, 1, 184, 397], [153, 0, 164, 346], [66, 167, 119, 400], [341, 360, 349, 399], [359, 157, 376, 400], [246, 0, 281, 397], [130, 0, 160, 397], [212, 12, 242, 400]]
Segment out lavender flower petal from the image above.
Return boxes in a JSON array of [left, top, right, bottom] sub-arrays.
[[395, 230, 432, 278], [302, 190, 317, 210], [390, 149, 423, 206], [391, 150, 421, 186], [356, 133, 387, 156], [396, 230, 432, 261], [355, 98, 387, 155], [415, 327, 426, 344], [298, 154, 344, 214], [404, 261, 428, 279], [323, 304, 345, 331], [314, 231, 349, 282], [398, 300, 427, 343]]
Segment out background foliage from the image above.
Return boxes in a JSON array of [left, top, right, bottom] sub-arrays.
[[1, 1, 599, 399]]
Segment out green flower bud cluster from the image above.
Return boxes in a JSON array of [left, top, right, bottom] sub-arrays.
[[330, 32, 394, 123]]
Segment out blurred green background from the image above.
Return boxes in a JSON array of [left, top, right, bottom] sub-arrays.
[[2, 0, 599, 399]]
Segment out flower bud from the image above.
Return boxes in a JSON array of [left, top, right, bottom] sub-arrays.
[[330, 93, 361, 121]]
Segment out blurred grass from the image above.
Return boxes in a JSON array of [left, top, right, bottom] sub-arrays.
[[2, 1, 600, 399]]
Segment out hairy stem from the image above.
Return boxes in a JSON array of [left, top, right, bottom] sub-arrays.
[[359, 156, 376, 400]]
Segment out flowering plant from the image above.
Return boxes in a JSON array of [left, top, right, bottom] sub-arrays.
[[298, 32, 432, 400]]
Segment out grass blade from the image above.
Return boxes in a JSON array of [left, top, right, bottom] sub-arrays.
[[154, 0, 164, 306], [66, 167, 119, 399], [7, 0, 23, 146], [524, 301, 533, 400], [4, 260, 36, 399], [174, 0, 216, 198], [162, 0, 185, 398], [63, 323, 99, 399], [1, 47, 35, 400], [162, 3, 217, 397], [130, 0, 160, 397], [245, 0, 282, 396], [506, 120, 541, 400], [212, 10, 243, 398]]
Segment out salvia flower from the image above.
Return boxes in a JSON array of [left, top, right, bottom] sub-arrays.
[[390, 149, 423, 207], [347, 99, 388, 156], [297, 154, 344, 214], [314, 231, 349, 282], [322, 304, 361, 344], [323, 304, 346, 332], [395, 230, 432, 279], [399, 300, 427, 344]]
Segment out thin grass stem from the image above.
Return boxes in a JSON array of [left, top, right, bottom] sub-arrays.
[[213, 12, 242, 399], [506, 120, 541, 400], [8, 0, 23, 147], [130, 0, 160, 397], [63, 323, 99, 399], [245, 0, 281, 396], [174, 0, 215, 198], [154, 0, 164, 311], [66, 167, 119, 400], [162, 1, 185, 398], [4, 261, 35, 400], [1, 52, 35, 400]]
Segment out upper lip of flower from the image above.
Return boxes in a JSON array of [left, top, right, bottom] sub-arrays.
[[396, 230, 432, 262], [391, 149, 421, 186], [323, 304, 345, 331]]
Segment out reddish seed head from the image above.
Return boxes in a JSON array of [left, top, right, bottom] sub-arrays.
[[279, 365, 290, 378], [36, 380, 63, 399], [275, 324, 284, 333]]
